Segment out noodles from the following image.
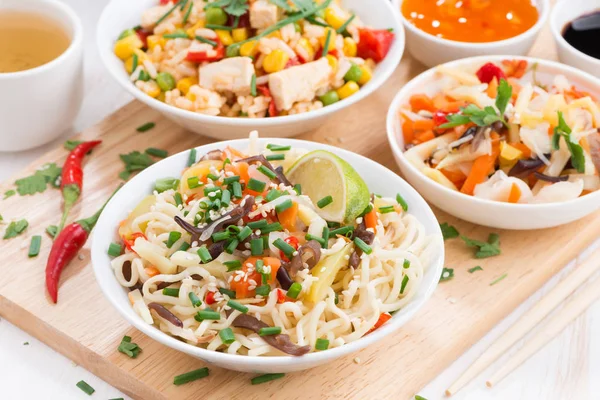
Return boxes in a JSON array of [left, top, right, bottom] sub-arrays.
[[110, 139, 437, 356]]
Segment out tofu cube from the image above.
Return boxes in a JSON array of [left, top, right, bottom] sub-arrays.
[[199, 57, 255, 95]]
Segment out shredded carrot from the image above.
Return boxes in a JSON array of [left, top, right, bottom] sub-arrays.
[[509, 142, 532, 158], [441, 168, 467, 188], [507, 183, 521, 203], [225, 146, 246, 160], [145, 266, 160, 277], [486, 77, 499, 98], [453, 123, 473, 137], [402, 119, 414, 144], [364, 207, 378, 234], [502, 59, 528, 79], [461, 137, 501, 195], [278, 202, 298, 232], [432, 93, 465, 113], [367, 313, 392, 334], [508, 78, 522, 101], [413, 119, 435, 132], [414, 130, 435, 143], [409, 94, 436, 112]]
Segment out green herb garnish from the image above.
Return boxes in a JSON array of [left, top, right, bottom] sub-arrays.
[[118, 335, 142, 358], [468, 266, 483, 273], [552, 111, 585, 173], [173, 367, 210, 386], [119, 151, 155, 180], [136, 122, 155, 132], [490, 273, 508, 286], [46, 225, 58, 239], [439, 267, 454, 282], [440, 222, 459, 240], [15, 163, 62, 195], [205, 0, 249, 16], [461, 233, 501, 259], [195, 35, 218, 47], [28, 235, 42, 257], [251, 373, 285, 385], [64, 139, 83, 150], [3, 190, 16, 199], [145, 147, 168, 158], [3, 219, 28, 239], [76, 380, 95, 396]]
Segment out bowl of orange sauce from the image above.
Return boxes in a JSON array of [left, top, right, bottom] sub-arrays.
[[395, 0, 549, 67]]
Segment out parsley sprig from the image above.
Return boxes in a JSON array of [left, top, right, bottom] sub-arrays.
[[4, 219, 28, 239], [440, 222, 459, 240], [14, 163, 62, 196], [439, 79, 513, 129], [461, 233, 501, 259], [551, 111, 585, 173]]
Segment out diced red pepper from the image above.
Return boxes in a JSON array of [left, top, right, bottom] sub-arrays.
[[356, 28, 394, 63], [186, 41, 225, 63], [159, 0, 172, 4], [279, 236, 299, 262], [277, 289, 287, 304], [257, 85, 278, 117], [135, 28, 151, 48], [476, 62, 506, 84], [123, 232, 147, 252], [366, 313, 392, 334], [205, 291, 216, 305], [285, 57, 302, 69]]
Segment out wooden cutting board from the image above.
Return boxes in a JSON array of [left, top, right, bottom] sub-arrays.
[[1, 17, 597, 400]]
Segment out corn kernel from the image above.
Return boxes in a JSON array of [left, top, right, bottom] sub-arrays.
[[125, 57, 134, 74], [215, 30, 234, 46], [336, 81, 360, 100], [186, 20, 205, 38], [186, 92, 197, 102], [296, 38, 315, 62], [357, 64, 372, 85], [147, 35, 165, 51], [114, 35, 143, 60], [232, 28, 248, 43], [263, 49, 290, 74], [324, 8, 346, 30], [176, 77, 198, 95], [319, 28, 337, 54], [343, 37, 357, 57], [267, 30, 282, 39], [157, 92, 166, 102], [240, 40, 259, 57], [325, 55, 338, 72], [146, 81, 161, 98]]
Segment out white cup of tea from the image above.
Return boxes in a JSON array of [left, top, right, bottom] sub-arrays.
[[0, 0, 83, 152]]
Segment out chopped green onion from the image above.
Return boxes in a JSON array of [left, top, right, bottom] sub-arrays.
[[396, 193, 408, 211], [315, 338, 329, 350], [226, 238, 239, 254], [261, 222, 283, 234], [231, 181, 243, 198], [155, 1, 182, 25], [251, 373, 285, 385], [221, 189, 231, 206], [259, 326, 282, 336], [305, 234, 326, 247], [195, 35, 218, 46], [224, 260, 242, 271], [336, 13, 356, 34], [400, 275, 409, 294], [227, 299, 248, 313], [251, 238, 264, 256], [266, 144, 291, 151], [204, 186, 221, 196], [468, 266, 483, 273], [361, 203, 373, 216], [248, 219, 268, 229], [166, 231, 182, 248], [197, 246, 213, 263], [354, 237, 372, 255], [255, 285, 271, 296], [117, 335, 141, 358], [266, 189, 282, 202], [107, 242, 122, 257], [223, 175, 240, 185], [182, 0, 193, 24], [194, 310, 221, 321], [251, 73, 257, 96], [286, 282, 302, 299], [131, 52, 139, 74], [212, 231, 230, 242], [317, 195, 333, 208], [136, 122, 155, 132], [266, 154, 285, 161], [187, 176, 201, 189], [219, 327, 236, 344], [205, 24, 234, 30], [207, 173, 220, 181], [155, 177, 180, 193], [293, 184, 302, 195], [218, 287, 236, 298], [247, 178, 266, 192], [403, 259, 411, 269], [321, 226, 329, 248], [27, 235, 42, 257], [189, 292, 202, 307], [163, 32, 189, 39], [237, 226, 252, 241], [378, 205, 396, 214], [76, 380, 95, 395], [275, 199, 293, 213], [274, 238, 295, 258], [173, 367, 210, 386], [490, 273, 508, 286], [174, 192, 183, 206], [46, 225, 58, 239], [328, 226, 354, 238], [163, 287, 180, 297], [257, 165, 277, 180], [322, 29, 332, 58], [187, 148, 197, 167]]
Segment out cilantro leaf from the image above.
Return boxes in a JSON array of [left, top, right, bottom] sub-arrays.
[[440, 267, 454, 282], [3, 190, 16, 199], [495, 79, 512, 116], [37, 163, 62, 188], [553, 111, 585, 173], [14, 163, 62, 195], [64, 139, 83, 151], [119, 151, 155, 180], [440, 222, 459, 240], [4, 219, 28, 239], [205, 0, 248, 16], [468, 266, 483, 273], [461, 233, 501, 259], [439, 114, 471, 129]]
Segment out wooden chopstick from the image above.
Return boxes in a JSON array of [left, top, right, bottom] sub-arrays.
[[445, 246, 600, 396], [486, 274, 600, 387]]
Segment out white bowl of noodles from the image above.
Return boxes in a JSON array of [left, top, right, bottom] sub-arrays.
[[91, 136, 443, 373]]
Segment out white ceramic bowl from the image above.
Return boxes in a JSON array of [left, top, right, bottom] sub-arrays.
[[386, 55, 600, 230], [91, 138, 444, 373], [0, 0, 83, 152], [96, 0, 405, 140], [551, 0, 600, 79], [392, 0, 549, 68]]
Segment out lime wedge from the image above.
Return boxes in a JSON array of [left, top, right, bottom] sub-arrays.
[[286, 150, 370, 223]]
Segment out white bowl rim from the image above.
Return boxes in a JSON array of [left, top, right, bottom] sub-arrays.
[[96, 0, 405, 128], [386, 54, 600, 211], [0, 0, 83, 80], [396, 0, 549, 49], [91, 138, 445, 368], [549, 0, 600, 68]]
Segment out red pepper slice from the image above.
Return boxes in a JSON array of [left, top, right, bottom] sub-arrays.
[[476, 62, 507, 84], [159, 0, 171, 4], [285, 57, 302, 69], [279, 236, 299, 262], [356, 28, 394, 63], [366, 313, 392, 334], [123, 232, 147, 252], [277, 289, 287, 304], [185, 41, 225, 63], [135, 28, 151, 49], [257, 85, 278, 117], [205, 291, 216, 305]]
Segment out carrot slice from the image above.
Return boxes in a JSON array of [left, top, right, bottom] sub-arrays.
[[409, 94, 435, 112], [461, 139, 501, 195], [230, 256, 281, 298], [364, 207, 378, 234], [278, 202, 298, 232], [441, 168, 467, 188], [413, 119, 435, 132], [486, 77, 499, 98], [507, 183, 521, 203], [145, 266, 160, 277], [508, 142, 532, 158], [402, 119, 414, 144], [414, 130, 435, 143]]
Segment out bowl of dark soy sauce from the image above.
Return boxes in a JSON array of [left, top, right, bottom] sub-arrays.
[[551, 0, 600, 78]]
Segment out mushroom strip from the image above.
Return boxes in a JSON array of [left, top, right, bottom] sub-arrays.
[[237, 155, 293, 186], [348, 251, 360, 269], [276, 264, 294, 290], [174, 197, 256, 243], [288, 240, 321, 275], [508, 155, 549, 178], [353, 220, 374, 245], [231, 313, 311, 356], [200, 149, 223, 161], [148, 303, 183, 327], [534, 172, 569, 183]]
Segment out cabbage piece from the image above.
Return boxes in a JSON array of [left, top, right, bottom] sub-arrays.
[[530, 179, 584, 204], [403, 133, 456, 170], [473, 170, 532, 203], [520, 123, 551, 164]]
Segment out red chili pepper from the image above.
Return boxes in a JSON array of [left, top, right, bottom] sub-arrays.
[[205, 291, 216, 305], [123, 232, 147, 252], [185, 41, 225, 63], [476, 62, 506, 84], [58, 140, 102, 231], [46, 188, 118, 303], [257, 85, 278, 117], [356, 28, 395, 63], [366, 313, 392, 334], [279, 236, 299, 262]]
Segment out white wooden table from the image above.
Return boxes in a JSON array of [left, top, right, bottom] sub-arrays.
[[1, 1, 598, 399]]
